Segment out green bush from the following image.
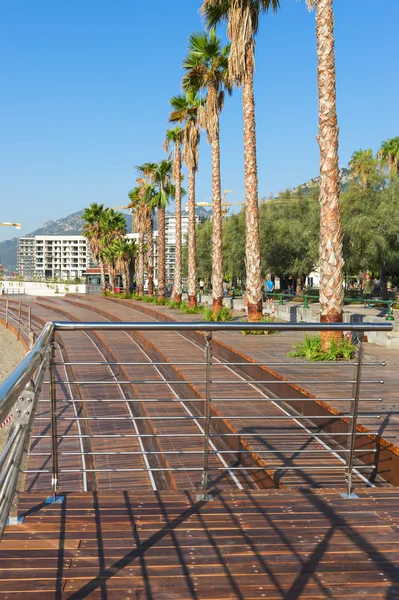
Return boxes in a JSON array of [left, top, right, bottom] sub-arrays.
[[202, 306, 233, 322], [241, 315, 278, 335], [288, 334, 356, 361]]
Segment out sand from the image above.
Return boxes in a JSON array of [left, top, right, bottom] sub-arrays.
[[0, 326, 26, 452], [0, 325, 26, 385]]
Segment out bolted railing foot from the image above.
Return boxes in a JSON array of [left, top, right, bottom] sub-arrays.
[[340, 491, 359, 499], [6, 515, 24, 526], [196, 493, 214, 502], [45, 495, 65, 505]]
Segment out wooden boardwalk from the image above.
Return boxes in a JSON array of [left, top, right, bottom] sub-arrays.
[[1, 488, 399, 599], [0, 296, 399, 598]]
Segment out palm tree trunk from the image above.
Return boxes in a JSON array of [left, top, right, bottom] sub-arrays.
[[147, 216, 154, 296], [137, 232, 145, 296], [157, 207, 166, 299], [315, 0, 344, 348], [172, 145, 182, 304], [211, 130, 223, 315], [99, 259, 106, 294], [187, 166, 197, 308], [242, 50, 262, 322]]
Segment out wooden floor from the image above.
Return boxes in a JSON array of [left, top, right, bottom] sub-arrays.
[[2, 488, 399, 599]]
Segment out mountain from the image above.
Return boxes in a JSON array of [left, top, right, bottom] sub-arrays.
[[292, 167, 351, 194], [0, 210, 132, 271]]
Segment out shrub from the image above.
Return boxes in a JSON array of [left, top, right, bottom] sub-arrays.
[[203, 306, 233, 322], [241, 315, 278, 335], [288, 334, 356, 361]]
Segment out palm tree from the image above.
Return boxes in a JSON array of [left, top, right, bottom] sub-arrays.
[[304, 0, 344, 346], [170, 92, 204, 308], [349, 149, 378, 189], [113, 238, 137, 293], [201, 0, 279, 321], [100, 209, 127, 293], [133, 169, 156, 296], [182, 30, 231, 315], [138, 161, 174, 300], [378, 137, 399, 177], [128, 185, 148, 296], [82, 203, 109, 293], [164, 126, 184, 303]]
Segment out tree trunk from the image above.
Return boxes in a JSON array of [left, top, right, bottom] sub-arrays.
[[157, 207, 166, 299], [137, 232, 145, 296], [187, 167, 197, 308], [295, 276, 303, 296], [147, 216, 154, 296], [380, 263, 387, 299], [100, 259, 106, 294], [315, 0, 344, 348], [211, 129, 224, 315], [242, 50, 262, 322], [172, 145, 182, 304]]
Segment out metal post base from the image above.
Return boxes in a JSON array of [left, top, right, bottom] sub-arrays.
[[196, 493, 214, 502], [6, 516, 24, 526], [45, 495, 65, 504], [340, 492, 359, 499]]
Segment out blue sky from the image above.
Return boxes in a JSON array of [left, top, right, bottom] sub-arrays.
[[0, 0, 397, 242]]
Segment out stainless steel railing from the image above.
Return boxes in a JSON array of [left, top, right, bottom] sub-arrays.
[[0, 315, 393, 538]]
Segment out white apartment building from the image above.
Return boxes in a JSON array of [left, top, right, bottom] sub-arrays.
[[18, 235, 93, 280]]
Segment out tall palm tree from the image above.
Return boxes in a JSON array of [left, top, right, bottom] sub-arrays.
[[182, 30, 231, 315], [113, 238, 137, 293], [100, 209, 127, 292], [134, 169, 156, 296], [378, 137, 399, 177], [82, 203, 108, 293], [349, 149, 378, 189], [138, 161, 174, 300], [128, 186, 148, 296], [170, 92, 204, 308], [304, 0, 344, 346], [164, 126, 184, 303], [201, 0, 279, 321]]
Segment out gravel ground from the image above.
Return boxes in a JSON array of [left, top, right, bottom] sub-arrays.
[[0, 325, 26, 451]]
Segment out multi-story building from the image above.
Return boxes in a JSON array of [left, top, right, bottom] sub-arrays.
[[17, 235, 93, 280], [17, 238, 36, 279]]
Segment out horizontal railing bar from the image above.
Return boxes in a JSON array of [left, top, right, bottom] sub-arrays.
[[31, 432, 375, 438], [52, 360, 386, 367], [36, 397, 382, 403], [28, 449, 377, 456], [33, 414, 378, 420], [25, 465, 376, 473], [52, 320, 393, 332], [48, 379, 384, 385]]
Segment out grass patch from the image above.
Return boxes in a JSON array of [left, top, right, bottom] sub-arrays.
[[240, 315, 278, 335], [202, 306, 234, 322], [288, 334, 356, 361]]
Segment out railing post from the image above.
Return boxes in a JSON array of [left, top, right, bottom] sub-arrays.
[[18, 302, 22, 337], [198, 331, 213, 502], [49, 337, 60, 502], [5, 299, 9, 325], [279, 294, 283, 306], [28, 306, 31, 333], [304, 295, 309, 309], [386, 301, 395, 321], [344, 336, 364, 498]]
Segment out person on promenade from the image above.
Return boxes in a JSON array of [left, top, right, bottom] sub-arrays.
[[264, 275, 274, 302], [362, 273, 373, 308]]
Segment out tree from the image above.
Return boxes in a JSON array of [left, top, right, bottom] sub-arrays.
[[201, 0, 279, 321], [100, 209, 127, 292], [164, 126, 184, 303], [349, 149, 379, 190], [137, 160, 174, 300], [305, 0, 344, 347], [82, 203, 108, 293], [135, 163, 158, 296], [128, 185, 150, 295], [378, 137, 399, 178], [113, 238, 137, 293], [182, 30, 231, 314], [170, 92, 204, 308]]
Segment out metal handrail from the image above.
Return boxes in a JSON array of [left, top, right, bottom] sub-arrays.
[[0, 318, 392, 536]]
